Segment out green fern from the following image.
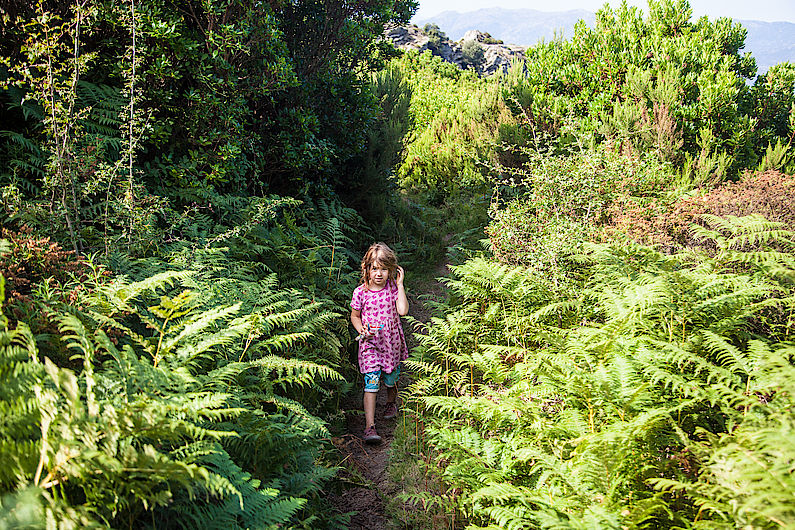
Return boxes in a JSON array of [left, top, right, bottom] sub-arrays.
[[403, 228, 795, 528], [1, 255, 349, 527]]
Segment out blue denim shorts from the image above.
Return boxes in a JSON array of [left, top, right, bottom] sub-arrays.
[[363, 365, 400, 393]]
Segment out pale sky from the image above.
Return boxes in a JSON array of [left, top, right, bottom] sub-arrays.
[[413, 0, 795, 23]]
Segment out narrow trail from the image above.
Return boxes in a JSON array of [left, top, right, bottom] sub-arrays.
[[328, 263, 448, 529]]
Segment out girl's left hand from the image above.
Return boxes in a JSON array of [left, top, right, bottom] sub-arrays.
[[396, 265, 405, 286]]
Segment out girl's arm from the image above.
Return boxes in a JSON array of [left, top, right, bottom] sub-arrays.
[[395, 266, 409, 316]]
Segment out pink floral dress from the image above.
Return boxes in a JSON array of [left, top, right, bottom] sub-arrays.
[[350, 279, 408, 374]]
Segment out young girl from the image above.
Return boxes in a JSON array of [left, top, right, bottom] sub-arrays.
[[350, 242, 409, 443]]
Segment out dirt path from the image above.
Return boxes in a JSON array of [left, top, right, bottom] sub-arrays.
[[328, 266, 447, 529], [328, 380, 401, 529]]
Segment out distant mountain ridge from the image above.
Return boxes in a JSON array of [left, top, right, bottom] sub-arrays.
[[416, 8, 595, 46], [741, 20, 795, 75], [415, 7, 795, 75]]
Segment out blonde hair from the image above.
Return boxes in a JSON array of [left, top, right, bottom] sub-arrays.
[[360, 242, 398, 286]]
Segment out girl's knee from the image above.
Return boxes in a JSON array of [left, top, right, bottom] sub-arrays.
[[382, 366, 400, 388]]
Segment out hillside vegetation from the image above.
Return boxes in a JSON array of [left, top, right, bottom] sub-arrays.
[[0, 0, 418, 527], [389, 1, 795, 529], [2, 0, 795, 528]]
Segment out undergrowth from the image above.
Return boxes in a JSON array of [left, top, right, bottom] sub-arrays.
[[398, 215, 795, 529]]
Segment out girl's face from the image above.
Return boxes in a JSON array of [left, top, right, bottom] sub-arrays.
[[369, 261, 390, 288]]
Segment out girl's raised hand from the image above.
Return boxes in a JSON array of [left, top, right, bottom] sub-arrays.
[[395, 265, 405, 286]]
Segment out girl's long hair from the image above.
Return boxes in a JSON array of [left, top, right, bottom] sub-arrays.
[[360, 242, 398, 285]]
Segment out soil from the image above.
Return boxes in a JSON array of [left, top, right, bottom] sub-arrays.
[[327, 264, 448, 529], [327, 381, 402, 529]]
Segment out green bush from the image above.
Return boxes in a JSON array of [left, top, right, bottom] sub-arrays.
[[503, 0, 786, 176], [0, 188, 370, 526], [0, 0, 417, 254], [461, 40, 485, 70], [422, 23, 447, 56], [481, 32, 503, 45], [392, 51, 516, 198], [487, 145, 675, 278]]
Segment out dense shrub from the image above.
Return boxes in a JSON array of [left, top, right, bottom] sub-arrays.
[[503, 0, 794, 175], [395, 50, 507, 198], [0, 269, 347, 528], [461, 40, 485, 70], [0, 0, 416, 254], [487, 146, 675, 273], [422, 23, 448, 56], [481, 32, 503, 45], [0, 190, 364, 527], [679, 170, 795, 227]]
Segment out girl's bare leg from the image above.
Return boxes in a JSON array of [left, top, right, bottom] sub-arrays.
[[364, 391, 377, 429], [386, 385, 397, 404]]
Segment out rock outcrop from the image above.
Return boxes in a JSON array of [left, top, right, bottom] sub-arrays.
[[384, 25, 525, 76], [462, 30, 526, 76]]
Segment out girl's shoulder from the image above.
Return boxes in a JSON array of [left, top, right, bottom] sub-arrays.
[[351, 283, 368, 309]]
